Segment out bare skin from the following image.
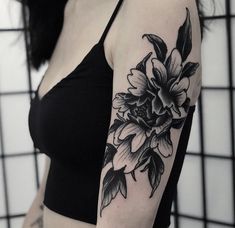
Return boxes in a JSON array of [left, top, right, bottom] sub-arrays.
[[24, 0, 201, 227]]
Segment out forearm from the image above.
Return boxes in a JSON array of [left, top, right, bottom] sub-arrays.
[[22, 155, 50, 228], [22, 189, 44, 228]]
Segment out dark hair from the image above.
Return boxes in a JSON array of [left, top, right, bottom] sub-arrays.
[[19, 0, 205, 70]]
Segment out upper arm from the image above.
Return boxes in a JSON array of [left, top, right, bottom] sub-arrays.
[[96, 1, 201, 227]]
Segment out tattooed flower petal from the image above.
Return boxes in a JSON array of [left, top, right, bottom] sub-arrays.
[[158, 87, 174, 108], [113, 122, 128, 146], [113, 93, 129, 112], [166, 49, 182, 78], [113, 135, 145, 173], [150, 134, 158, 148], [170, 77, 190, 106], [153, 114, 172, 135], [170, 77, 190, 94], [127, 69, 149, 96], [151, 58, 168, 86], [174, 91, 187, 107], [171, 106, 188, 119], [151, 133, 173, 158], [149, 88, 165, 115], [119, 122, 147, 153]]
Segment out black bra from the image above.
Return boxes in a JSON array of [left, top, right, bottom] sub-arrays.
[[28, 0, 196, 227]]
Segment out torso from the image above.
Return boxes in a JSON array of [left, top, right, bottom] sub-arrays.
[[43, 206, 95, 228], [40, 0, 121, 227]]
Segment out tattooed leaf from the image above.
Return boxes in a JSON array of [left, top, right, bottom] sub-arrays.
[[176, 8, 192, 62], [136, 52, 152, 74], [103, 144, 117, 168], [100, 167, 127, 217], [131, 170, 137, 181], [148, 150, 164, 197], [139, 149, 164, 197], [116, 113, 126, 122], [172, 118, 186, 129], [154, 131, 173, 158], [108, 119, 124, 134], [142, 34, 167, 62], [140, 162, 149, 172], [119, 175, 127, 197], [135, 148, 151, 170], [181, 62, 199, 78], [182, 97, 191, 112]]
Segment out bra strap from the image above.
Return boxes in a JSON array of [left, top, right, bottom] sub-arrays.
[[98, 0, 124, 44]]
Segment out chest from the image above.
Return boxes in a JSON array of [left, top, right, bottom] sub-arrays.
[[28, 54, 113, 164], [38, 0, 118, 100]]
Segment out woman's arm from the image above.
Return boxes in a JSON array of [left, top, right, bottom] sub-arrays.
[[96, 0, 201, 227], [22, 155, 51, 228]]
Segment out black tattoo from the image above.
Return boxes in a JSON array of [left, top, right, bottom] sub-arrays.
[[30, 204, 44, 228], [100, 8, 199, 216]]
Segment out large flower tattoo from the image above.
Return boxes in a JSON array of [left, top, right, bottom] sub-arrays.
[[100, 8, 199, 216]]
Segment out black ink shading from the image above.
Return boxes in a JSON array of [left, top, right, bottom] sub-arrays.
[[99, 8, 199, 217], [30, 204, 44, 228]]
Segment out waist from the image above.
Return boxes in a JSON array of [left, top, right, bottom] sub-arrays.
[[43, 158, 101, 224], [43, 205, 95, 228]]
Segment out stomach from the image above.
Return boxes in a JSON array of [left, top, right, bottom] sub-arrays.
[[43, 206, 96, 228]]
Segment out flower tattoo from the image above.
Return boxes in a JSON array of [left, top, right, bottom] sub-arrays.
[[100, 8, 199, 216]]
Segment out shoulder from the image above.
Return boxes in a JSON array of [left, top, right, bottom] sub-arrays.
[[118, 0, 200, 30], [111, 0, 201, 105], [113, 0, 201, 58], [122, 0, 199, 19]]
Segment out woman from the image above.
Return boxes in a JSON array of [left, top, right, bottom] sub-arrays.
[[23, 0, 202, 227]]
